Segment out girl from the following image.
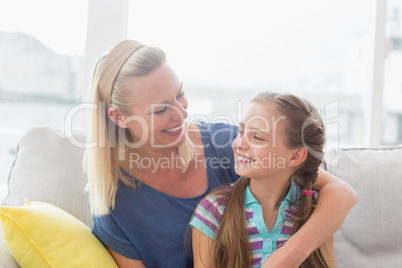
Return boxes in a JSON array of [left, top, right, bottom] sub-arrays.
[[190, 92, 335, 268]]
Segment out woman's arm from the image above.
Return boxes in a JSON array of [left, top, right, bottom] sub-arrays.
[[325, 235, 335, 266], [192, 228, 214, 268], [262, 168, 357, 268], [107, 247, 146, 268]]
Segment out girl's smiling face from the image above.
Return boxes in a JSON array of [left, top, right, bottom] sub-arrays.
[[232, 101, 294, 180]]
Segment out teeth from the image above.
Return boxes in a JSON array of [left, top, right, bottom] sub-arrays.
[[237, 155, 253, 162], [164, 124, 183, 133]]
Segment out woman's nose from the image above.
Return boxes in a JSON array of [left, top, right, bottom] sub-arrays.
[[171, 102, 188, 121]]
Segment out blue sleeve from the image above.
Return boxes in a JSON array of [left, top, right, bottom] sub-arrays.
[[92, 214, 142, 260], [198, 122, 240, 184]]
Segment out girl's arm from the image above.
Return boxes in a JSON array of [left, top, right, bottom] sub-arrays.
[[262, 168, 357, 268], [192, 228, 214, 268]]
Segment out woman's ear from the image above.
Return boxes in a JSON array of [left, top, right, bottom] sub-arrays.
[[288, 147, 308, 167], [108, 107, 127, 128]]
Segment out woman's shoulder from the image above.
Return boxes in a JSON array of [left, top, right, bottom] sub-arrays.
[[194, 121, 237, 151], [196, 121, 237, 134], [187, 121, 237, 146]]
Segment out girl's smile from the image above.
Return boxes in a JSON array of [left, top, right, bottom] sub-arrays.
[[235, 153, 255, 164], [233, 101, 293, 180]]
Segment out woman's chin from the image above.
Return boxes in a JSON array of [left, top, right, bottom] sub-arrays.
[[155, 135, 187, 149]]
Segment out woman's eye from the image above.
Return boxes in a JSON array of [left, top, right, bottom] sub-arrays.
[[176, 92, 185, 99], [154, 106, 167, 114]]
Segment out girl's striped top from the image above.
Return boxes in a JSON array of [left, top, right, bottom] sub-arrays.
[[189, 179, 317, 267]]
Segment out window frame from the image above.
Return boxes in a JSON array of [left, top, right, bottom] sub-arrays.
[[84, 0, 388, 147]]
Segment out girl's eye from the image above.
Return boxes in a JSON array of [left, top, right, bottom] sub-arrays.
[[254, 135, 263, 141], [236, 129, 244, 136], [154, 105, 167, 114]]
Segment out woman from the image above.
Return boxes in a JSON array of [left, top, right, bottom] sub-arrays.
[[84, 39, 357, 268]]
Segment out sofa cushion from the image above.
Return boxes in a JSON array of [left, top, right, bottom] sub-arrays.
[[325, 147, 402, 268], [0, 200, 117, 268], [1, 126, 92, 227], [0, 224, 19, 268]]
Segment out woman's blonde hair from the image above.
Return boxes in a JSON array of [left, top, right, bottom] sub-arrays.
[[84, 40, 194, 216], [209, 92, 334, 268]]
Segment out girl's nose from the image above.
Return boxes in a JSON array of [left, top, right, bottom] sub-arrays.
[[236, 134, 248, 150]]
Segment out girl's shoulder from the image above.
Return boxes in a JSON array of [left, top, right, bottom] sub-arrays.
[[200, 185, 232, 209], [191, 185, 233, 231]]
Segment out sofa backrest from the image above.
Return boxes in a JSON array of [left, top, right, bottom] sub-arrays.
[[325, 146, 402, 268], [3, 127, 402, 267], [2, 126, 93, 227]]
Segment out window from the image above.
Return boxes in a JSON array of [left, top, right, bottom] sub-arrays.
[[0, 0, 88, 184], [127, 0, 375, 147], [1, 0, 401, 188], [391, 37, 402, 50], [383, 0, 402, 145]]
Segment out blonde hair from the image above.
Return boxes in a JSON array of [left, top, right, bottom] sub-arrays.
[[84, 40, 194, 216], [210, 92, 334, 268]]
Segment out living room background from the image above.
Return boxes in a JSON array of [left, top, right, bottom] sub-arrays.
[[0, 0, 401, 193]]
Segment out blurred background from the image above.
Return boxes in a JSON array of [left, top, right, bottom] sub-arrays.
[[0, 0, 401, 191]]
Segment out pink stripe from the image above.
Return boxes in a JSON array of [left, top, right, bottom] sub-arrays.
[[246, 211, 253, 219], [276, 240, 287, 249], [199, 199, 225, 223], [250, 240, 263, 251], [280, 225, 293, 235], [194, 213, 218, 232], [251, 257, 262, 266], [248, 226, 259, 236], [285, 209, 297, 218]]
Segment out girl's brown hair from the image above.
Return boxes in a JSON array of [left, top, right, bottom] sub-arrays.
[[210, 92, 334, 268]]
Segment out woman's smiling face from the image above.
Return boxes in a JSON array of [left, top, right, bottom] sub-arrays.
[[123, 64, 189, 151], [232, 101, 294, 179]]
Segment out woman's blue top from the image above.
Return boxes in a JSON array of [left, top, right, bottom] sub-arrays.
[[91, 122, 239, 268]]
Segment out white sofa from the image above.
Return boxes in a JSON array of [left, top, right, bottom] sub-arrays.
[[1, 127, 401, 268]]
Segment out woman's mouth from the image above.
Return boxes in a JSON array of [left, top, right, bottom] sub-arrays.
[[163, 124, 184, 136]]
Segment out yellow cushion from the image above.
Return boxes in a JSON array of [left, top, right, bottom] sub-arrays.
[[0, 200, 118, 268]]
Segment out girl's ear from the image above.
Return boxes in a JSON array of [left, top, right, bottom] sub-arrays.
[[108, 107, 127, 128], [288, 147, 308, 167]]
